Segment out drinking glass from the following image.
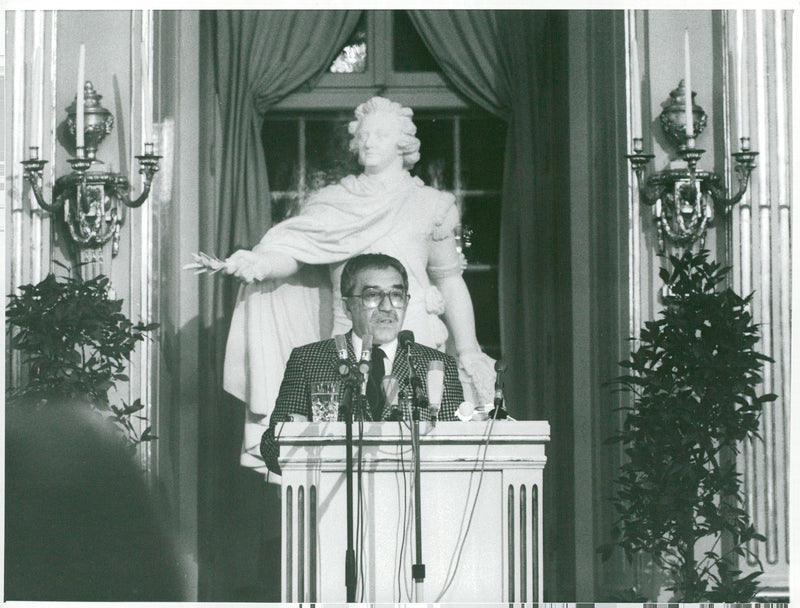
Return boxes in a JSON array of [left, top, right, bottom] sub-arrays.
[[310, 381, 340, 422]]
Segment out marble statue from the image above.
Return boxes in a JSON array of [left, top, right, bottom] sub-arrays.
[[221, 97, 496, 470]]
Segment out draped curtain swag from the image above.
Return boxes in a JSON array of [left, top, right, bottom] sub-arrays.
[[214, 10, 363, 254]]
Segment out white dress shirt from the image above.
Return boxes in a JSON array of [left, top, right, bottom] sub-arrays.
[[350, 333, 398, 375]]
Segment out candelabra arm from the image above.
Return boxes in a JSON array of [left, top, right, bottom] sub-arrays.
[[626, 152, 670, 207], [114, 153, 161, 208], [710, 150, 759, 210], [32, 178, 64, 213], [706, 180, 743, 210], [113, 179, 151, 209], [21, 159, 65, 213]]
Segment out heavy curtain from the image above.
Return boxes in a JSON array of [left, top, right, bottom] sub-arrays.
[[202, 11, 361, 598], [214, 10, 362, 253], [409, 10, 573, 596], [409, 10, 570, 425]]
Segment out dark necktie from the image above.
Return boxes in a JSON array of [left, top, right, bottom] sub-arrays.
[[367, 347, 386, 420]]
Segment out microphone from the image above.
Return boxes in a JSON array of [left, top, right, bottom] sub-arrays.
[[382, 374, 401, 420], [398, 329, 414, 351], [489, 359, 509, 419], [426, 360, 444, 420], [358, 333, 373, 375], [398, 330, 424, 413], [334, 334, 351, 378], [358, 334, 373, 395]]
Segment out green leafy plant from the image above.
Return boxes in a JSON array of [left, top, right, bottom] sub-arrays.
[[6, 267, 159, 449], [599, 249, 776, 601]]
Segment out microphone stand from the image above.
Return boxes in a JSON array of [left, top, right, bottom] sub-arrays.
[[488, 360, 509, 420], [406, 346, 427, 602], [338, 363, 358, 603]]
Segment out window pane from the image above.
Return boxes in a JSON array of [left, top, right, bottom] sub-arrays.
[[306, 116, 361, 191], [262, 119, 299, 192], [412, 116, 454, 190], [460, 194, 501, 266], [464, 269, 500, 359], [328, 13, 367, 74], [461, 118, 507, 191], [392, 10, 438, 73]]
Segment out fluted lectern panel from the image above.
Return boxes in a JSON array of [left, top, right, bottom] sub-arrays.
[[275, 420, 550, 603]]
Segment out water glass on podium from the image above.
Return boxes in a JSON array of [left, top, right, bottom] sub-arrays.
[[310, 381, 340, 422]]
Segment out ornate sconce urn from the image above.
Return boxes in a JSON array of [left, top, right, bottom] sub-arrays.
[[658, 80, 708, 147], [626, 81, 757, 253], [65, 81, 114, 160], [21, 81, 160, 257]]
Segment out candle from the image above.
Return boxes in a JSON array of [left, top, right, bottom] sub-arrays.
[[76, 43, 85, 154], [684, 29, 693, 139], [30, 45, 42, 147], [141, 38, 153, 152], [739, 12, 749, 140], [631, 35, 642, 141], [736, 10, 744, 140]]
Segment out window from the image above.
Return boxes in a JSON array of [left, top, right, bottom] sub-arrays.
[[264, 11, 505, 358], [273, 11, 470, 111]]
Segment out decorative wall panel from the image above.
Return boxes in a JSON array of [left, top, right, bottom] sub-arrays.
[[727, 10, 791, 596]]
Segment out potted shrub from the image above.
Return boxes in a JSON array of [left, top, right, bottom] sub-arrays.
[[600, 249, 776, 601], [6, 267, 158, 449]]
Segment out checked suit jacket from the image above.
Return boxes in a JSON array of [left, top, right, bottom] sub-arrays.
[[261, 331, 463, 475]]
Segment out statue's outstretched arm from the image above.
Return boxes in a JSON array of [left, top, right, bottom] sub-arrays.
[[224, 248, 301, 283]]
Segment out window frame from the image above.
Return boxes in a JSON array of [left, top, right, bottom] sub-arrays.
[[272, 10, 470, 111]]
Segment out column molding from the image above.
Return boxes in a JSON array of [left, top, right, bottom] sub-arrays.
[[726, 9, 791, 597]]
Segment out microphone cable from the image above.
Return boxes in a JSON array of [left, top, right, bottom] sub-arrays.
[[397, 417, 416, 602], [356, 414, 366, 602], [434, 415, 499, 602], [392, 417, 411, 603], [272, 414, 295, 454]]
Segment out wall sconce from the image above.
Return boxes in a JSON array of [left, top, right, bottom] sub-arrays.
[[21, 81, 161, 256], [626, 80, 758, 252]]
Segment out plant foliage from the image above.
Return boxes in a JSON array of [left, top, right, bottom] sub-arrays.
[[6, 269, 159, 448], [599, 249, 776, 601]]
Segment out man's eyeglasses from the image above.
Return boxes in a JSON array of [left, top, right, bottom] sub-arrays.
[[346, 288, 409, 309]]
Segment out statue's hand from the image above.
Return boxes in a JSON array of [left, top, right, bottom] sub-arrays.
[[458, 350, 496, 405], [224, 249, 271, 283]]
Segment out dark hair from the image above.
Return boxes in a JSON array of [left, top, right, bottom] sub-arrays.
[[341, 253, 409, 296], [5, 400, 183, 601]]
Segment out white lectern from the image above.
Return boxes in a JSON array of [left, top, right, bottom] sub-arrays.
[[276, 420, 549, 603]]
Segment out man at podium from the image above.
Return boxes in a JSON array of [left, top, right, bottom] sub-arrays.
[[261, 253, 464, 474]]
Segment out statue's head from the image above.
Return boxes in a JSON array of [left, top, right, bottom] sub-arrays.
[[348, 97, 421, 171]]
